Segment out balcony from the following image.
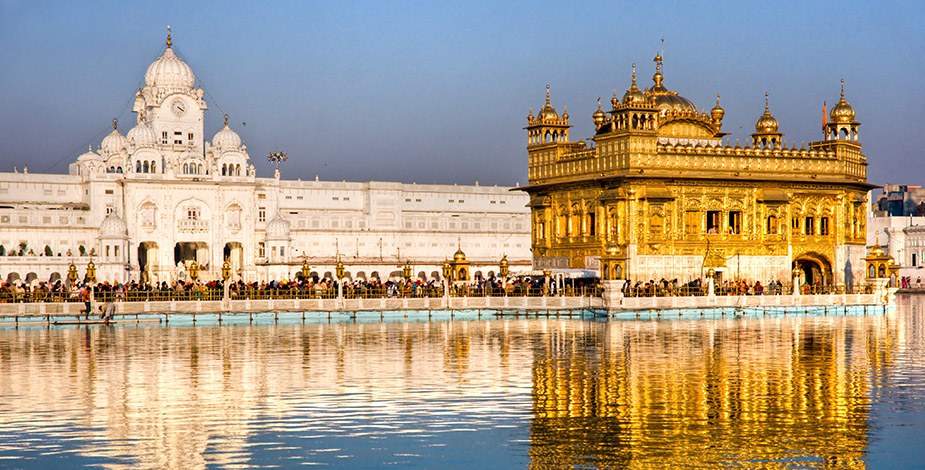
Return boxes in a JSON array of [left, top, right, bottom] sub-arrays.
[[176, 219, 210, 233]]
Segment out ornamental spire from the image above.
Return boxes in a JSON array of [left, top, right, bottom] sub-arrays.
[[166, 25, 172, 48], [545, 84, 550, 105], [224, 114, 229, 126]]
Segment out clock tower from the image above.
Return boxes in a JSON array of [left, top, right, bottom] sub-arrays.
[[132, 26, 207, 173]]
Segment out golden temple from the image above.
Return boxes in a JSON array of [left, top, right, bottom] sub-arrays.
[[520, 52, 873, 286]]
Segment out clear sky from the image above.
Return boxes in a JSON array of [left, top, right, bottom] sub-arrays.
[[0, 0, 922, 186]]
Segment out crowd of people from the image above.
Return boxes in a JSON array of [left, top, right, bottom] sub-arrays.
[[0, 274, 598, 305], [624, 278, 792, 297]]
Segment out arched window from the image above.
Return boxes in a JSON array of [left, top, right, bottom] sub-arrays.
[[151, 161, 156, 173], [136, 161, 142, 173], [222, 164, 227, 176], [183, 163, 188, 174], [878, 264, 886, 278], [236, 164, 241, 176], [869, 265, 876, 278], [143, 161, 149, 173]]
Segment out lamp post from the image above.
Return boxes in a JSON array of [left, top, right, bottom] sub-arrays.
[[403, 260, 412, 280], [706, 267, 715, 297], [87, 259, 97, 310], [336, 257, 345, 305], [543, 269, 552, 296], [792, 265, 802, 296], [301, 257, 310, 281], [221, 260, 231, 301], [189, 260, 199, 282], [67, 262, 79, 286], [442, 258, 452, 301], [499, 254, 509, 278]]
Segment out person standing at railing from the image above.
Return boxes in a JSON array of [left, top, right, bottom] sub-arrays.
[[80, 286, 91, 319]]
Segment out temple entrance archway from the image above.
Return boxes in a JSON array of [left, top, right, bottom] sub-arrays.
[[175, 242, 209, 269], [138, 241, 159, 283], [794, 253, 832, 286]]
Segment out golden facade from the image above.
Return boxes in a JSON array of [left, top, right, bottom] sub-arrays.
[[521, 55, 873, 285]]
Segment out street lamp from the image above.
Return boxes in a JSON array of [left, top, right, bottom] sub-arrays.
[[442, 258, 452, 300], [336, 259, 345, 279], [86, 259, 96, 284], [403, 260, 412, 280], [499, 254, 509, 278], [301, 258, 310, 281], [67, 262, 79, 285], [222, 260, 231, 301], [336, 257, 345, 305], [189, 261, 199, 282]]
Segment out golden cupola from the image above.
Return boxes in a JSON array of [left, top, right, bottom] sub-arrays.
[[752, 92, 784, 149], [646, 53, 697, 113], [592, 98, 606, 130], [525, 84, 572, 147], [830, 80, 856, 123], [621, 64, 648, 107], [824, 79, 860, 142], [536, 85, 560, 122], [710, 93, 725, 122], [755, 93, 780, 133]]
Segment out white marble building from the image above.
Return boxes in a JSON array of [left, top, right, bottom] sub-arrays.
[[0, 34, 530, 285]]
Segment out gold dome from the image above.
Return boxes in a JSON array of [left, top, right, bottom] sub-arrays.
[[453, 247, 467, 262], [830, 79, 855, 123], [621, 64, 648, 106], [755, 93, 780, 133], [711, 93, 725, 121], [536, 84, 559, 121], [592, 98, 606, 128], [646, 55, 697, 113]]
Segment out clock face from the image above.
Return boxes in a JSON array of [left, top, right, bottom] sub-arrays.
[[171, 99, 186, 116]]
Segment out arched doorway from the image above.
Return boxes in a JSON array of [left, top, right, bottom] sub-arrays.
[[138, 241, 159, 284], [793, 253, 833, 286]]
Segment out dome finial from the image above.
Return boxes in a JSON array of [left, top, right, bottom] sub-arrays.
[[224, 114, 229, 126], [166, 25, 172, 48], [765, 92, 769, 111], [112, 118, 118, 130], [597, 97, 601, 109], [632, 63, 637, 85], [840, 78, 845, 98], [716, 93, 721, 106], [545, 84, 550, 105]]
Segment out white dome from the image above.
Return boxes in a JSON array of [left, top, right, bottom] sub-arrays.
[[212, 116, 242, 151], [266, 213, 290, 239], [77, 146, 101, 162], [126, 120, 157, 148], [100, 124, 128, 156], [145, 47, 195, 92], [100, 213, 127, 237]]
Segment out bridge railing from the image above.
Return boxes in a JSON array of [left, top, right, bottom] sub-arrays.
[[0, 286, 603, 303], [623, 284, 873, 297]]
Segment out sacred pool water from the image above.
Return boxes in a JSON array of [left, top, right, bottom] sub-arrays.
[[1, 298, 923, 469]]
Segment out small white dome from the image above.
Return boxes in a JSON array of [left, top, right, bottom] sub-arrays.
[[100, 213, 127, 237], [212, 115, 242, 151], [100, 121, 128, 156], [77, 146, 101, 162], [266, 213, 290, 239], [145, 46, 195, 92], [127, 120, 157, 148]]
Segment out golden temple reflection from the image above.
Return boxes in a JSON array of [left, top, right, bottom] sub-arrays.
[[527, 314, 898, 468], [0, 308, 912, 468]]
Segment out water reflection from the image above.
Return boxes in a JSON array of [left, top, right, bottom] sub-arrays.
[[0, 302, 921, 469], [529, 313, 899, 468]]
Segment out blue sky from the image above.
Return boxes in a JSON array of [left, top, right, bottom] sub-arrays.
[[0, 0, 922, 186]]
